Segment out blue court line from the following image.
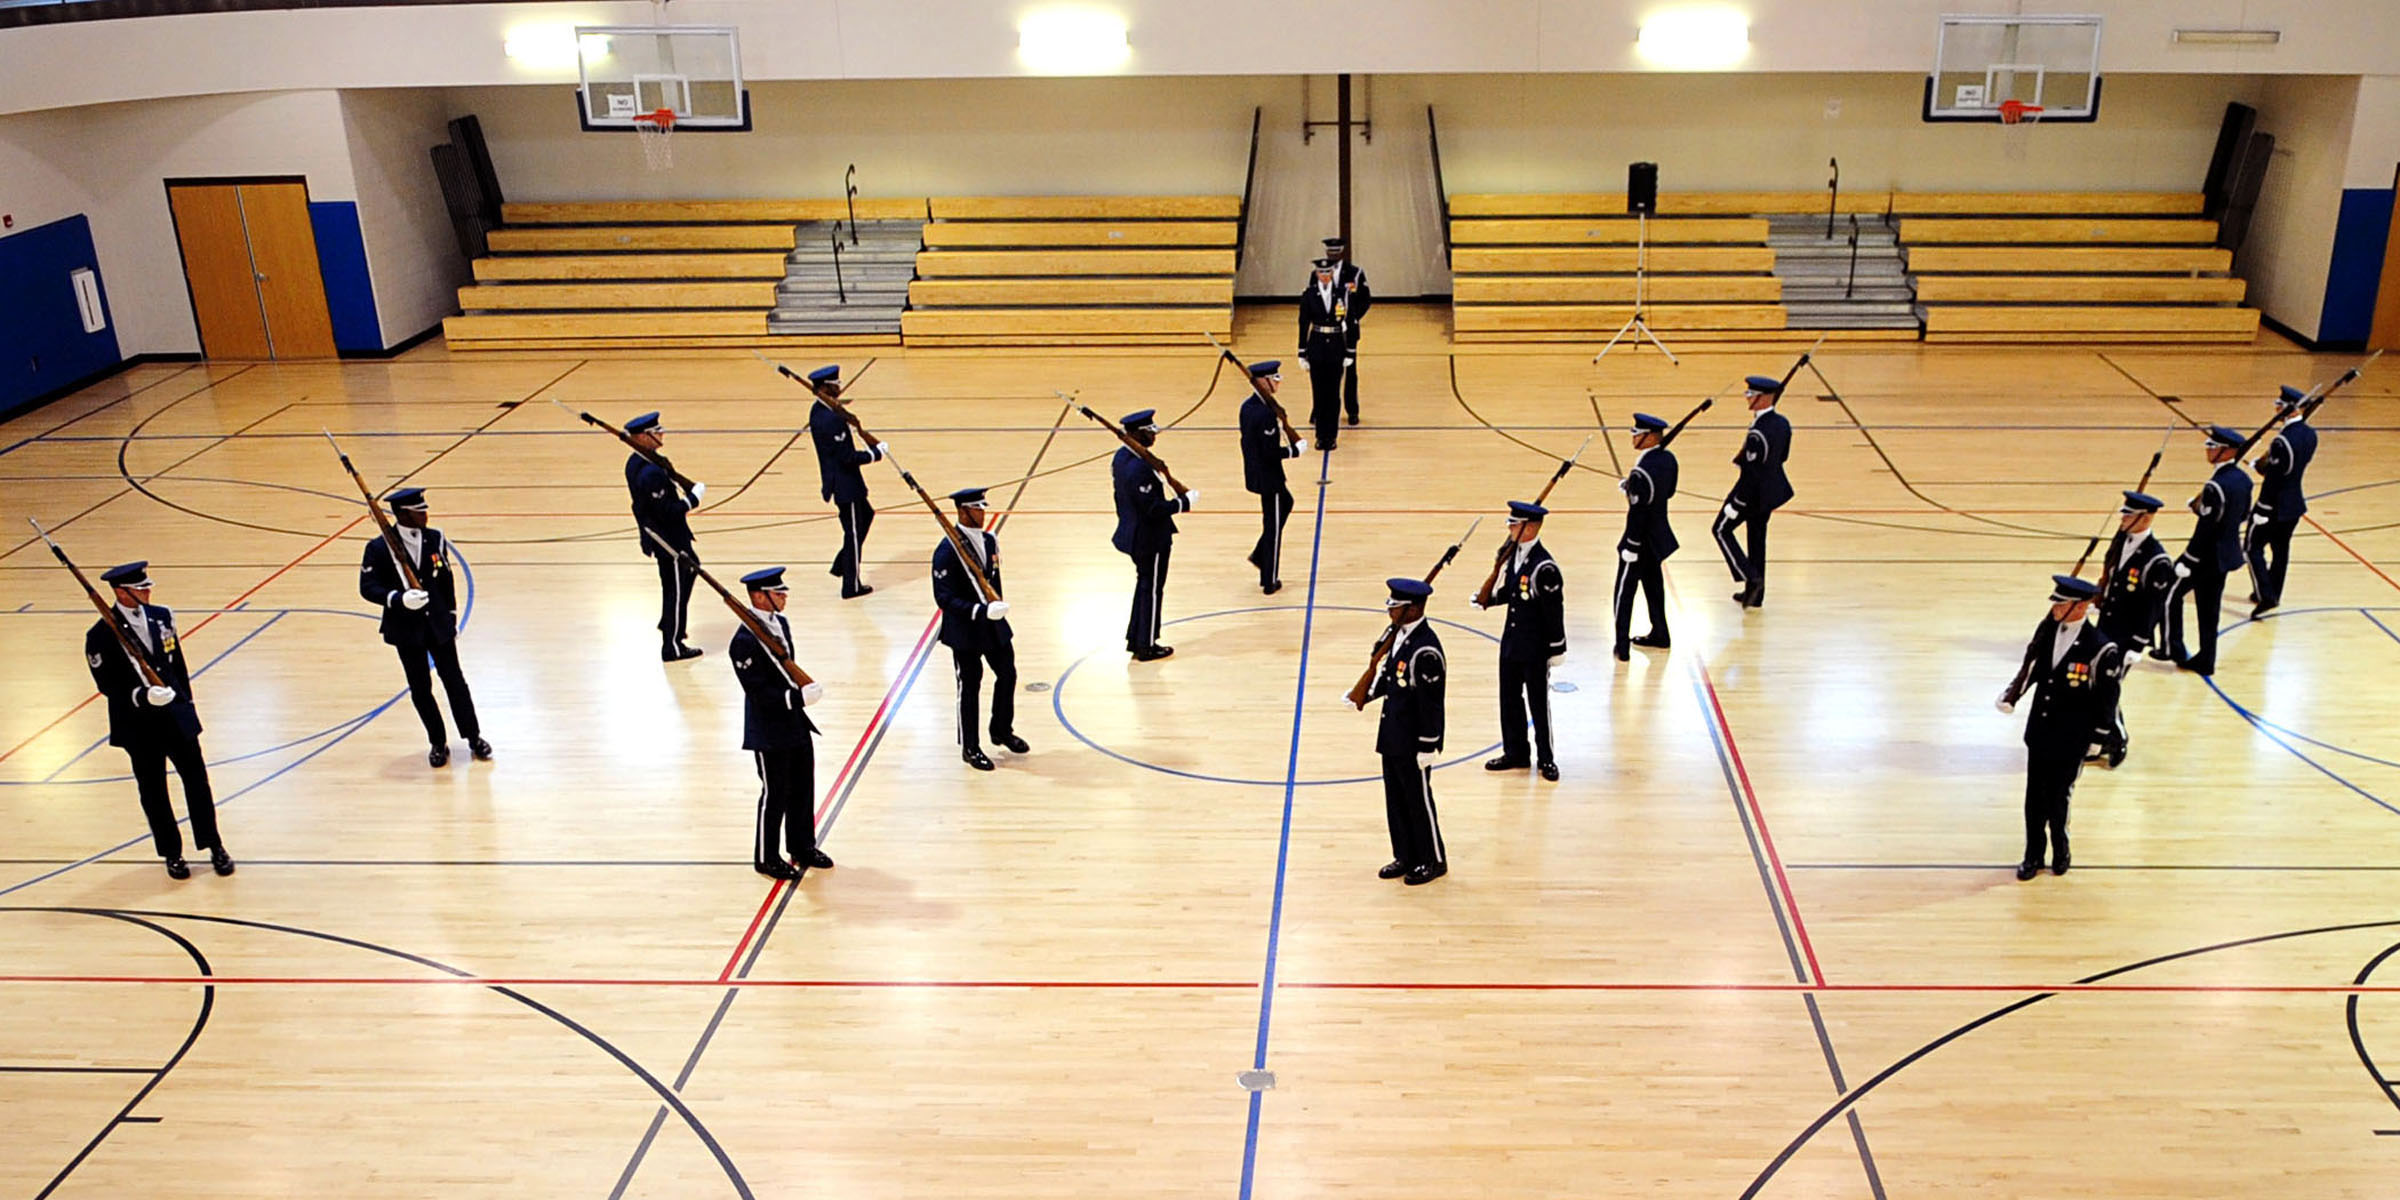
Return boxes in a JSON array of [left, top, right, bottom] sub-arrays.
[[2366, 610, 2400, 647], [1236, 450, 1333, 1199], [2203, 678, 2397, 816], [38, 611, 290, 783]]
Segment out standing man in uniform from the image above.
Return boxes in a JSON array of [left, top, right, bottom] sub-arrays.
[[1615, 412, 1679, 659], [2095, 491, 2174, 766], [932, 487, 1028, 771], [729, 566, 833, 881], [2164, 425, 2251, 676], [1238, 360, 1308, 594], [1297, 258, 1351, 451], [1478, 502, 1563, 781], [624, 412, 703, 661], [84, 563, 234, 880], [2246, 385, 2316, 616], [1711, 375, 1794, 610], [1111, 409, 1195, 662], [1996, 575, 2124, 880], [1367, 578, 1448, 886], [806, 365, 886, 600], [1323, 236, 1371, 427], [358, 487, 490, 768]]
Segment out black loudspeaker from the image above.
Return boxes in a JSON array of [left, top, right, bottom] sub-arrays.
[[1627, 162, 1659, 215], [2216, 131, 2274, 255], [447, 115, 504, 227], [431, 143, 489, 260], [2202, 102, 2258, 221]]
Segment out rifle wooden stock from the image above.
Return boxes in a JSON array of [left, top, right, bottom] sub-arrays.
[[1203, 332, 1302, 447], [1075, 404, 1188, 494], [754, 351, 880, 445], [551, 400, 699, 493], [28, 518, 165, 688], [1349, 518, 1481, 709], [881, 448, 1001, 604], [323, 430, 421, 592], [2238, 349, 2381, 458], [642, 528, 815, 690], [1473, 438, 1591, 607]]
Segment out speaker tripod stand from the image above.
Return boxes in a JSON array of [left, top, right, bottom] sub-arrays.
[[1592, 211, 1679, 366]]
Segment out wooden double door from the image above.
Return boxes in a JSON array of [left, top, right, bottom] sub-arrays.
[[167, 178, 337, 360]]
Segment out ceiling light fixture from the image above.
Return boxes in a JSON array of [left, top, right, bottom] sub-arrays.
[[1017, 8, 1131, 75], [2171, 28, 2281, 46], [1636, 7, 1751, 70]]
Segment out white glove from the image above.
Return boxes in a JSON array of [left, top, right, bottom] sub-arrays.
[[1722, 503, 1740, 521], [2173, 559, 2192, 579], [1620, 548, 1639, 563], [688, 480, 706, 503], [1416, 751, 1437, 768], [401, 588, 430, 611], [1181, 488, 1199, 507], [1344, 356, 1356, 369], [145, 684, 178, 707], [2086, 743, 2105, 759], [800, 681, 825, 706], [1995, 695, 2014, 714], [983, 600, 1012, 621], [872, 441, 890, 461], [2249, 512, 2269, 527], [1292, 438, 1310, 455]]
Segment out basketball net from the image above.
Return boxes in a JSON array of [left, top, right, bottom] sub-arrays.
[[633, 108, 676, 171], [1997, 99, 2043, 125]]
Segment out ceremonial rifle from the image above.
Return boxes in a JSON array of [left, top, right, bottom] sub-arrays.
[[1072, 402, 1190, 495], [1202, 331, 1303, 447], [550, 400, 699, 494], [2236, 348, 2381, 458], [2068, 424, 2176, 578], [1347, 518, 1482, 710], [753, 351, 881, 447], [640, 528, 816, 690], [322, 430, 421, 592], [1774, 333, 1830, 393], [27, 518, 166, 688], [1655, 396, 1715, 449], [1472, 437, 1592, 608], [879, 446, 1001, 605]]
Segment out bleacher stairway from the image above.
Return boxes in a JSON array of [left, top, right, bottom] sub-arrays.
[[767, 219, 922, 336], [1766, 215, 1916, 331]]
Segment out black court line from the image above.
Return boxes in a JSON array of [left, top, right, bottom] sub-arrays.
[[1448, 356, 1621, 479], [31, 911, 211, 1200], [1810, 360, 2077, 541], [0, 388, 294, 561], [0, 363, 228, 459], [2345, 939, 2400, 1122], [1792, 862, 2400, 871], [0, 1064, 165, 1073]]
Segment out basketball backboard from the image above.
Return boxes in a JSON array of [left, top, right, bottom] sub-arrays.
[[1925, 14, 2102, 123], [576, 24, 749, 131]]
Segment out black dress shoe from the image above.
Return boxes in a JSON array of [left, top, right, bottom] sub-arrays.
[[1132, 645, 1175, 662], [1321, 440, 1337, 451], [1630, 634, 1671, 650], [1613, 644, 1630, 662], [428, 744, 450, 768], [807, 849, 834, 870], [1262, 580, 1282, 595], [2052, 854, 2071, 877], [1485, 755, 1529, 772], [1345, 412, 1359, 427], [469, 736, 494, 761], [755, 862, 799, 881], [2250, 600, 2278, 619], [963, 747, 996, 771], [1377, 860, 1410, 880], [2246, 590, 2260, 604], [667, 644, 704, 662], [165, 857, 191, 880], [2180, 658, 2215, 677], [1404, 863, 1448, 886], [210, 848, 235, 876], [2015, 860, 2041, 881], [1538, 762, 1559, 782], [997, 734, 1031, 754], [841, 584, 875, 600]]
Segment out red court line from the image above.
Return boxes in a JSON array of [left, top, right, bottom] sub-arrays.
[[713, 615, 943, 982], [0, 513, 370, 766], [4, 974, 2398, 996], [2304, 514, 2399, 593], [1695, 664, 1828, 986]]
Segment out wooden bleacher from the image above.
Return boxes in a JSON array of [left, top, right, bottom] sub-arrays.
[[445, 199, 922, 351], [1446, 196, 1794, 342], [900, 196, 1237, 346]]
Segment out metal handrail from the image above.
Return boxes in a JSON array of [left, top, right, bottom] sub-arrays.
[[1825, 157, 1840, 239], [1844, 215, 1861, 299], [829, 231, 847, 304], [844, 164, 859, 246], [1234, 107, 1262, 270], [1428, 104, 1452, 267]]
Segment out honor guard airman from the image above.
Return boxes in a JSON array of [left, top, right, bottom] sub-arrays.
[[932, 487, 1029, 771], [1996, 575, 2125, 880], [2246, 385, 2316, 616], [2165, 425, 2252, 676], [805, 365, 886, 599], [1238, 361, 1308, 594], [1712, 375, 1794, 609], [1322, 236, 1371, 426], [1477, 502, 1564, 781], [624, 412, 704, 661], [2096, 491, 2174, 766], [359, 487, 489, 768], [1297, 258, 1354, 450], [1615, 412, 1679, 659], [1111, 409, 1195, 661], [730, 567, 834, 881], [1369, 578, 1449, 885], [84, 563, 233, 880]]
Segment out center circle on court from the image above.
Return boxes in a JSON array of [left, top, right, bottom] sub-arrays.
[[1049, 604, 1507, 787]]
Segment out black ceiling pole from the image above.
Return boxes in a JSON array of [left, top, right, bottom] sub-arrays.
[[1336, 73, 1354, 254]]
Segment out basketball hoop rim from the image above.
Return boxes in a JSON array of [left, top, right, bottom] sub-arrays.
[[1998, 99, 2044, 125]]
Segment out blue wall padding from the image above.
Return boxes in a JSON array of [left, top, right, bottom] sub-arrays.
[[308, 200, 383, 352], [2320, 187, 2393, 346], [0, 214, 122, 417]]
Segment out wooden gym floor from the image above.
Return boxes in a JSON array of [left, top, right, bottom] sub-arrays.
[[1, 305, 2396, 1197]]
